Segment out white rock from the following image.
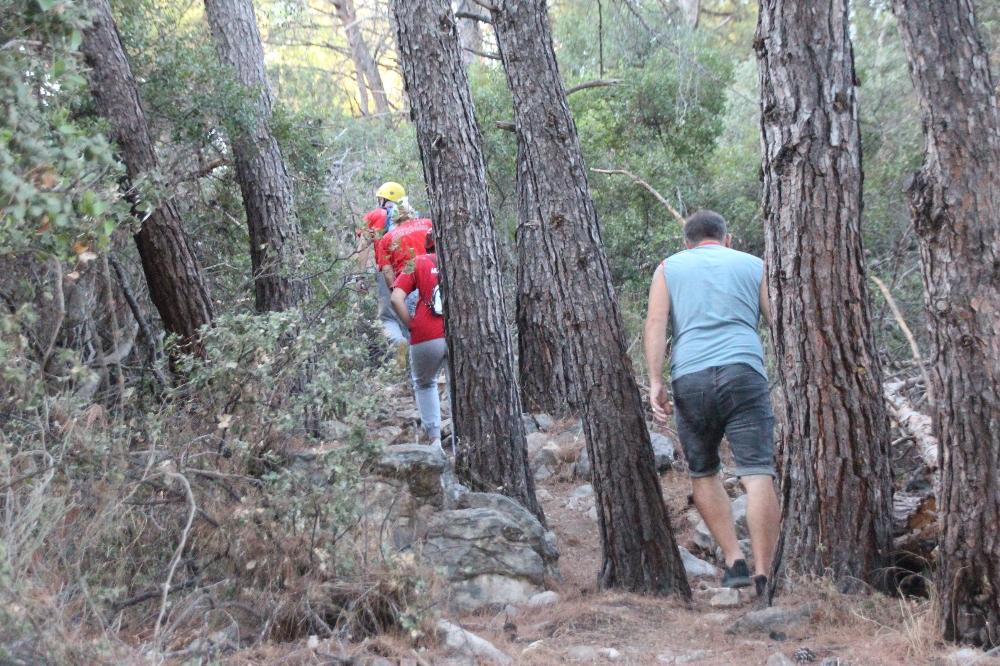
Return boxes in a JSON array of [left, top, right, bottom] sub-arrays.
[[567, 645, 599, 661], [948, 647, 990, 665], [766, 653, 796, 666], [598, 647, 622, 660], [534, 465, 553, 482], [679, 545, 721, 578], [526, 590, 561, 608], [522, 640, 545, 656], [536, 488, 554, 501], [307, 635, 319, 649], [709, 588, 741, 607], [437, 619, 512, 665], [587, 505, 599, 521], [572, 483, 595, 499]]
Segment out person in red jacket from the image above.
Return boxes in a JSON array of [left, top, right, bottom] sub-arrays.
[[390, 229, 448, 442], [356, 208, 407, 360]]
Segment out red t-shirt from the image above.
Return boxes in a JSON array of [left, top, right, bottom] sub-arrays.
[[376, 218, 432, 275], [393, 254, 444, 344]]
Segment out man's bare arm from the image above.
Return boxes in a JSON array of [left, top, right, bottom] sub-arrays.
[[759, 271, 771, 325], [382, 265, 396, 290], [390, 287, 411, 328], [643, 263, 672, 422]]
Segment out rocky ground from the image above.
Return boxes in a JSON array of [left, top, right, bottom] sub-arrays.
[[228, 385, 999, 666]]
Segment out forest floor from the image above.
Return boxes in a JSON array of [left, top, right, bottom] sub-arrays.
[[227, 394, 994, 666]]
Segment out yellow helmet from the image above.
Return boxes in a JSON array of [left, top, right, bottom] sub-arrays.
[[376, 181, 406, 203]]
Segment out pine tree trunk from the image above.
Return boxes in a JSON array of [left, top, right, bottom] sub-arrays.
[[204, 0, 307, 313], [491, 0, 689, 596], [891, 0, 1000, 647], [333, 0, 389, 116], [390, 0, 543, 523], [515, 141, 580, 415], [755, 0, 893, 587], [81, 0, 213, 353]]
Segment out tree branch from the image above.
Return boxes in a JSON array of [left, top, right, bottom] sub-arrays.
[[455, 10, 490, 22], [590, 168, 686, 226], [565, 78, 622, 95], [462, 46, 501, 60]]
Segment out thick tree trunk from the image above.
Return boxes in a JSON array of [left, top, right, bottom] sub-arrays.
[[204, 0, 307, 313], [390, 0, 543, 523], [755, 0, 893, 588], [891, 0, 1000, 647], [332, 0, 389, 116], [515, 141, 581, 415], [491, 0, 689, 596], [81, 0, 213, 353]]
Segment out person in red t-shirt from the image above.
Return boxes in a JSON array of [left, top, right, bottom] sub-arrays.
[[391, 229, 448, 442], [356, 208, 408, 360], [375, 217, 433, 290]]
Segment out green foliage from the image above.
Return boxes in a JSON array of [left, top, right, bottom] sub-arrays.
[[0, 0, 126, 261]]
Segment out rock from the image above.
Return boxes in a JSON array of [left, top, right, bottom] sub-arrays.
[[527, 591, 560, 608], [946, 647, 991, 665], [679, 546, 721, 578], [424, 493, 559, 611], [650, 432, 676, 471], [532, 444, 560, 470], [727, 604, 816, 635], [693, 517, 715, 550], [437, 619, 512, 665], [522, 413, 539, 434], [587, 506, 599, 521], [534, 413, 556, 432], [598, 647, 622, 660], [703, 612, 729, 623], [709, 588, 741, 607], [320, 419, 352, 439], [567, 645, 599, 661], [374, 444, 448, 506], [819, 658, 849, 666], [536, 488, 554, 502], [534, 464, 554, 482], [766, 653, 796, 666], [731, 494, 749, 534], [526, 432, 549, 457], [567, 483, 595, 509], [374, 425, 404, 444], [573, 446, 592, 480], [567, 419, 584, 435], [658, 650, 709, 664]]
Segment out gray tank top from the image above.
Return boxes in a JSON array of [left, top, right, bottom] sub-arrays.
[[662, 244, 766, 381]]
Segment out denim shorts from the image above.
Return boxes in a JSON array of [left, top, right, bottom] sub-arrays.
[[671, 363, 776, 478]]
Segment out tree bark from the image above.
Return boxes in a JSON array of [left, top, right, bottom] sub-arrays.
[[891, 0, 1000, 647], [81, 0, 213, 353], [755, 0, 894, 588], [455, 0, 484, 66], [515, 140, 581, 415], [491, 0, 689, 596], [204, 0, 307, 313], [332, 0, 389, 116], [390, 0, 543, 523]]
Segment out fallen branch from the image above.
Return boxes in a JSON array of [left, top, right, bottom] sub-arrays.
[[884, 380, 938, 470], [455, 10, 490, 22], [462, 46, 501, 60], [871, 275, 933, 406], [153, 471, 197, 645], [590, 168, 686, 226]]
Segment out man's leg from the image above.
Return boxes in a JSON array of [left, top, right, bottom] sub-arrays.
[[741, 475, 780, 576]]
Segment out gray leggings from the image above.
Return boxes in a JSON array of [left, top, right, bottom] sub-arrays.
[[409, 337, 449, 440]]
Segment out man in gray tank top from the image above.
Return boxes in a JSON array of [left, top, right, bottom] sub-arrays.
[[644, 210, 779, 595]]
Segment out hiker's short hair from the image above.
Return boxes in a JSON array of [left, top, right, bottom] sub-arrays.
[[684, 210, 728, 244]]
